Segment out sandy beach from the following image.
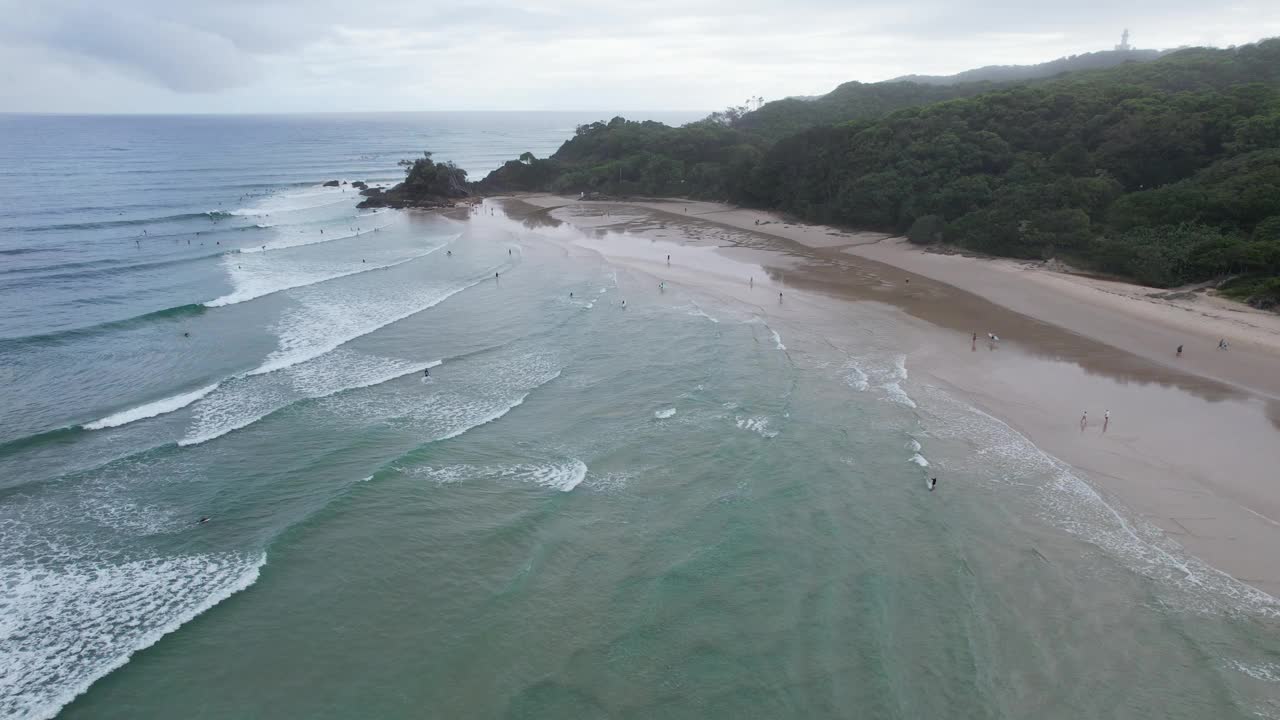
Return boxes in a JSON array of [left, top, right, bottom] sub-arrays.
[[509, 194, 1280, 598]]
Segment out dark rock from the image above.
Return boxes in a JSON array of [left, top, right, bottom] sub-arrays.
[[322, 180, 340, 187], [351, 181, 368, 190]]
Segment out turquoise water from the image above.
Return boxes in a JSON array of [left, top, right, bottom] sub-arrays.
[[3, 114, 1280, 719]]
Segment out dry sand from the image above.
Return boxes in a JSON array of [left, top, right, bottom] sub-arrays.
[[508, 194, 1280, 598]]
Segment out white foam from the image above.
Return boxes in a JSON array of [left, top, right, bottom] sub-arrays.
[[179, 354, 436, 446], [654, 408, 676, 419], [204, 244, 443, 307], [909, 453, 930, 467], [83, 384, 219, 430], [685, 303, 719, 323], [907, 438, 922, 452], [735, 416, 778, 438], [844, 362, 870, 392], [770, 328, 786, 351], [883, 382, 917, 408], [1225, 660, 1280, 683], [843, 354, 915, 406], [407, 458, 586, 492], [0, 553, 265, 720], [505, 460, 588, 492], [248, 276, 485, 377]]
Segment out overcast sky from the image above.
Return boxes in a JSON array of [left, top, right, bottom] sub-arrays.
[[1, 0, 1277, 114]]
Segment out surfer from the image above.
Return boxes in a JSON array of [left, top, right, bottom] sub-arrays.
[[197, 517, 210, 524], [447, 250, 452, 256], [183, 332, 190, 338], [569, 292, 574, 298], [1176, 344, 1183, 357], [621, 300, 627, 308], [929, 478, 937, 492], [424, 367, 430, 378]]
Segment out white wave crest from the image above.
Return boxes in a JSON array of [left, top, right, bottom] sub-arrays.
[[83, 384, 219, 430], [0, 553, 265, 720], [654, 408, 676, 419], [179, 354, 438, 447], [204, 244, 442, 308], [735, 416, 778, 438], [248, 275, 485, 377]]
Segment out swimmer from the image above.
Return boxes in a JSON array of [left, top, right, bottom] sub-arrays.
[[929, 477, 937, 492], [621, 300, 627, 308], [424, 367, 430, 377], [197, 516, 210, 524]]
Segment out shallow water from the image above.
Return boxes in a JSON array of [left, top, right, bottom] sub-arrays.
[[3, 114, 1280, 720]]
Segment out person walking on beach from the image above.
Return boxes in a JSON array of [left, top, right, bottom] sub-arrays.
[[1080, 411, 1088, 431], [1103, 410, 1110, 432], [1218, 338, 1229, 350], [1177, 344, 1183, 357]]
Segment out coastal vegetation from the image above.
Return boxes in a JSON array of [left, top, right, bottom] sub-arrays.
[[358, 151, 469, 209], [478, 39, 1280, 307]]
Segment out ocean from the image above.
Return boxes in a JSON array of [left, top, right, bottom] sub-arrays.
[[2, 112, 1280, 720]]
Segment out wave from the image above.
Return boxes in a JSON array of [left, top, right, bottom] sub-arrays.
[[0, 425, 85, 466], [228, 195, 351, 218], [0, 303, 206, 349], [654, 407, 676, 419], [203, 243, 445, 308], [735, 415, 778, 438], [770, 328, 786, 351], [178, 357, 441, 447], [238, 221, 394, 254], [501, 459, 587, 492], [0, 553, 265, 720], [0, 247, 41, 256], [909, 453, 930, 467], [3, 211, 234, 234], [399, 457, 586, 493], [83, 384, 219, 431], [0, 251, 229, 290], [247, 274, 489, 377]]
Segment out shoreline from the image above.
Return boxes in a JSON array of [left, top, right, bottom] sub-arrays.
[[504, 194, 1280, 599]]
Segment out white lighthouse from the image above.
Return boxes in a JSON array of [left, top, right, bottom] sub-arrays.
[[1115, 29, 1132, 52]]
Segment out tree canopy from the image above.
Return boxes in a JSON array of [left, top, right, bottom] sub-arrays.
[[478, 38, 1280, 307]]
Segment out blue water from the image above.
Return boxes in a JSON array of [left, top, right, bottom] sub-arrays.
[[3, 113, 1280, 720]]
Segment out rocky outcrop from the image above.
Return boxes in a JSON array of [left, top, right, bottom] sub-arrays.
[[357, 154, 470, 210], [351, 181, 368, 190], [322, 180, 340, 187]]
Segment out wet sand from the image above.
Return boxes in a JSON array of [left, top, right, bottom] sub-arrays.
[[505, 195, 1280, 598]]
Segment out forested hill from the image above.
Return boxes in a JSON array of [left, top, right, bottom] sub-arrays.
[[890, 48, 1166, 86], [479, 39, 1280, 307]]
